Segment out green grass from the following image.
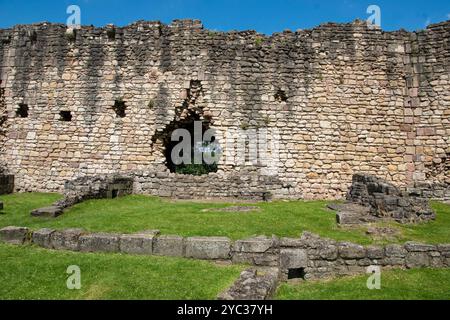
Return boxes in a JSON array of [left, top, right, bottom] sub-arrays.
[[1, 193, 449, 244], [0, 243, 243, 300], [276, 268, 450, 300]]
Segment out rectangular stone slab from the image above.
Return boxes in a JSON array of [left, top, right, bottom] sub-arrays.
[[336, 212, 363, 225], [119, 234, 155, 255], [280, 248, 308, 269], [79, 233, 120, 253], [30, 206, 63, 218], [404, 242, 437, 252], [50, 228, 84, 251], [185, 237, 231, 260], [234, 236, 273, 253], [153, 235, 184, 257], [32, 228, 55, 248], [0, 226, 29, 245], [338, 243, 366, 259]]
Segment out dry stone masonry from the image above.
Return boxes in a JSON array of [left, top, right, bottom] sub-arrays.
[[331, 173, 436, 224], [31, 174, 133, 217], [0, 19, 448, 200], [1, 227, 449, 282]]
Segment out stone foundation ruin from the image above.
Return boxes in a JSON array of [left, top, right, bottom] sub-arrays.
[[31, 175, 133, 217], [330, 173, 436, 224], [0, 19, 449, 200]]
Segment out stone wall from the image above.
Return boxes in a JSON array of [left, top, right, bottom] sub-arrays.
[[1, 227, 449, 281], [0, 19, 449, 200]]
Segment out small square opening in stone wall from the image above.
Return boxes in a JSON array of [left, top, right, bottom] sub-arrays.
[[59, 111, 72, 121], [274, 89, 288, 102], [288, 268, 306, 280], [112, 99, 127, 118], [16, 104, 29, 118]]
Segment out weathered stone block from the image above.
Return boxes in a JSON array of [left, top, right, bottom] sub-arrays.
[[338, 243, 366, 259], [279, 237, 304, 248], [366, 245, 384, 259], [30, 206, 63, 218], [385, 244, 407, 257], [357, 258, 372, 266], [79, 233, 120, 253], [234, 236, 273, 253], [406, 252, 430, 268], [319, 245, 338, 260], [336, 212, 362, 225], [0, 226, 29, 244], [445, 257, 450, 267], [119, 233, 155, 255], [430, 255, 444, 268], [153, 235, 184, 257], [232, 252, 279, 267], [383, 257, 405, 266], [50, 228, 84, 251], [218, 268, 279, 300], [404, 242, 436, 252], [280, 249, 308, 269], [437, 244, 450, 256], [185, 237, 231, 260], [32, 228, 55, 248]]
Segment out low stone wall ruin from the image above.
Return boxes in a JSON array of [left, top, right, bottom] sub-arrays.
[[31, 175, 133, 217], [1, 227, 449, 282], [332, 173, 436, 225], [133, 167, 278, 201]]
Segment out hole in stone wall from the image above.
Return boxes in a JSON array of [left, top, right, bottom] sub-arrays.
[[153, 79, 219, 176], [1, 36, 11, 45], [288, 268, 306, 280], [29, 31, 37, 43], [112, 99, 127, 118], [16, 104, 29, 118], [274, 89, 288, 102], [59, 111, 72, 122], [106, 27, 116, 41], [111, 189, 119, 199], [162, 115, 219, 176]]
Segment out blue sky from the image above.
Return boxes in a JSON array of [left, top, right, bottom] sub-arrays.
[[0, 0, 449, 33]]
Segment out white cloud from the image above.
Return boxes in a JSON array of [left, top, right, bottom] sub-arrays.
[[447, 13, 450, 19]]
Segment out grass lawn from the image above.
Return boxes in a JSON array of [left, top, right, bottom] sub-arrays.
[[0, 243, 244, 300], [0, 193, 449, 244], [276, 268, 450, 300]]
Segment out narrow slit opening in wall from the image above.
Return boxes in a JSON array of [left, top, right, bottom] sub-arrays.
[[16, 104, 29, 118], [288, 268, 306, 280], [59, 111, 72, 122]]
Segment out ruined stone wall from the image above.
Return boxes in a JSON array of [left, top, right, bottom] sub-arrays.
[[1, 227, 449, 282], [0, 19, 448, 200]]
